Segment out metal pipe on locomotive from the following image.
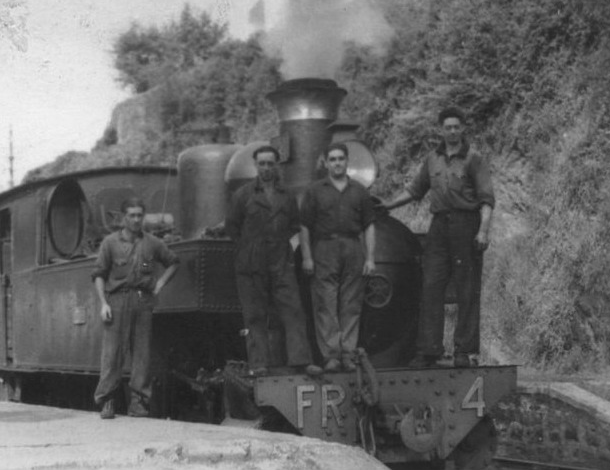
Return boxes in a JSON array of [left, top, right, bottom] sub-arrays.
[[0, 78, 516, 469]]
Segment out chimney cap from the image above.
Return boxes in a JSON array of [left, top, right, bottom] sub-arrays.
[[267, 78, 347, 121]]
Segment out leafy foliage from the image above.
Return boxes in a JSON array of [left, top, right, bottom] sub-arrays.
[[158, 35, 281, 144], [113, 6, 226, 93]]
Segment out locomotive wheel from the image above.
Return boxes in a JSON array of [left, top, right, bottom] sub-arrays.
[[364, 274, 393, 309], [450, 415, 498, 470]]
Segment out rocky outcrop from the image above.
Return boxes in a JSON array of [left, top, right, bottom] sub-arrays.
[[105, 87, 165, 149]]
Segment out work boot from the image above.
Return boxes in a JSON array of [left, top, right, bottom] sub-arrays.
[[453, 353, 471, 368], [100, 399, 115, 420], [342, 356, 357, 372], [128, 397, 149, 418], [408, 354, 438, 369], [324, 358, 341, 373], [304, 364, 324, 377]]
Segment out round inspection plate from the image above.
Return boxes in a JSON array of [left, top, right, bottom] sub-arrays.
[[364, 274, 393, 309]]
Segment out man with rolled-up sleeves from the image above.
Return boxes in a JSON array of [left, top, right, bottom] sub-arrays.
[[92, 197, 179, 419], [380, 107, 495, 368], [300, 142, 376, 373]]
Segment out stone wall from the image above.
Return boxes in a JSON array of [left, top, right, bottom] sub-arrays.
[[492, 382, 610, 470], [107, 87, 164, 148]]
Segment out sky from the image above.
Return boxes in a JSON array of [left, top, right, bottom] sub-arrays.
[[0, 0, 282, 190]]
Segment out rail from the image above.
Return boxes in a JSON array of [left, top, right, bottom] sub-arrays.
[[493, 456, 599, 470]]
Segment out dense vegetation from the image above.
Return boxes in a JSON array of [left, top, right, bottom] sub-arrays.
[[342, 0, 610, 373], [26, 0, 610, 373]]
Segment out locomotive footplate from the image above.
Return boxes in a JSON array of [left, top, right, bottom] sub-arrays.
[[254, 365, 517, 464]]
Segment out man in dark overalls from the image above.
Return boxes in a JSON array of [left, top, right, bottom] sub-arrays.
[[226, 145, 322, 377], [300, 143, 376, 373], [381, 107, 495, 368], [92, 197, 179, 419]]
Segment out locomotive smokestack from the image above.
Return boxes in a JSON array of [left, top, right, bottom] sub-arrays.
[[267, 78, 346, 121], [267, 78, 347, 192]]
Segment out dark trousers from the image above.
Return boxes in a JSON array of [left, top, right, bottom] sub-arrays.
[[236, 265, 313, 370], [94, 290, 154, 405], [311, 238, 365, 361], [417, 212, 483, 357]]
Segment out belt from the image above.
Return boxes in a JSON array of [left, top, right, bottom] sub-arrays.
[[317, 233, 359, 240], [111, 287, 151, 296]]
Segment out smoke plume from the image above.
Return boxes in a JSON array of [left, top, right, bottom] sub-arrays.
[[257, 0, 394, 79]]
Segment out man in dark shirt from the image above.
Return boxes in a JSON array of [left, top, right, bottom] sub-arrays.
[[380, 107, 495, 368], [92, 197, 179, 419], [225, 145, 322, 377], [300, 143, 376, 372]]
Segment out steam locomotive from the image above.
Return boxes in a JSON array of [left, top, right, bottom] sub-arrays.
[[0, 78, 516, 469]]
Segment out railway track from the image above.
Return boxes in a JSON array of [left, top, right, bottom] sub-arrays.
[[493, 456, 599, 470]]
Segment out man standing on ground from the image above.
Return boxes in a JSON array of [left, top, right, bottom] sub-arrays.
[[380, 107, 495, 368], [300, 142, 376, 373], [92, 197, 179, 419], [226, 145, 322, 377]]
